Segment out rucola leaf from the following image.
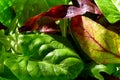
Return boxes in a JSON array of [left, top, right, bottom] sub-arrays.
[[71, 16, 120, 64]]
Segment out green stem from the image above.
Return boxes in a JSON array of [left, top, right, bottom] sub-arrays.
[[60, 19, 68, 37], [59, 0, 69, 37], [65, 0, 68, 4]]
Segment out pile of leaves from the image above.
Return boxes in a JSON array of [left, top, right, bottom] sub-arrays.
[[1, 0, 120, 80]]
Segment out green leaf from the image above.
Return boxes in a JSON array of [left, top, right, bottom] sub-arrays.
[[80, 62, 117, 80], [112, 64, 120, 78], [0, 0, 15, 27], [91, 64, 116, 80], [71, 16, 120, 64], [111, 0, 120, 11], [0, 30, 11, 50], [0, 0, 12, 13], [0, 77, 8, 80], [95, 0, 120, 23], [1, 33, 83, 80]]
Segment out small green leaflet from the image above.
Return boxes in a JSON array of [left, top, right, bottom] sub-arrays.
[[95, 0, 120, 23]]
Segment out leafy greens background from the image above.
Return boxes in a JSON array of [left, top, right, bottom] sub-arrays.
[[1, 0, 120, 80], [0, 0, 84, 80]]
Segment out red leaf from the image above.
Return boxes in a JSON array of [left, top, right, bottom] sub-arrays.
[[19, 5, 69, 33], [19, 0, 101, 33], [47, 5, 69, 18], [65, 0, 101, 18]]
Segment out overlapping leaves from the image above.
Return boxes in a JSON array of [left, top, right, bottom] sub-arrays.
[[0, 0, 70, 31], [1, 0, 120, 80], [19, 0, 101, 33]]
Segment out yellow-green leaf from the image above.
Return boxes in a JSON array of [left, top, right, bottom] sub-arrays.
[[71, 16, 120, 64]]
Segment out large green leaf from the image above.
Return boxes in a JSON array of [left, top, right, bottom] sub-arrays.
[[95, 0, 120, 23], [1, 33, 83, 80], [71, 16, 120, 64]]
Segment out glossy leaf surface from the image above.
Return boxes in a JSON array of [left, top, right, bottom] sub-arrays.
[[0, 33, 83, 80]]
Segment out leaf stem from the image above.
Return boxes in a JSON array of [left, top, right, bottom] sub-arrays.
[[65, 0, 68, 4], [60, 19, 68, 37]]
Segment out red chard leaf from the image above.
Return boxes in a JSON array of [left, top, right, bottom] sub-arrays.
[[65, 0, 101, 18], [47, 5, 69, 18], [71, 16, 120, 64], [39, 22, 60, 33], [19, 0, 101, 33], [19, 5, 69, 33]]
